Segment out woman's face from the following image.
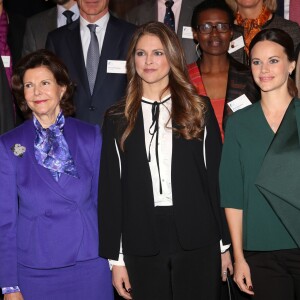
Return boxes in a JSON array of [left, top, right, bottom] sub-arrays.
[[23, 66, 66, 123], [193, 9, 233, 57], [235, 0, 263, 10], [250, 40, 295, 94], [134, 34, 170, 91]]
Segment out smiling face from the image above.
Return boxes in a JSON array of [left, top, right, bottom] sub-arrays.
[[250, 40, 295, 94], [235, 0, 263, 9], [23, 66, 66, 126], [193, 8, 233, 57], [134, 34, 171, 92], [76, 0, 109, 22]]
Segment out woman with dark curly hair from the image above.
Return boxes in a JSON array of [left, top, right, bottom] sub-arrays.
[[0, 49, 113, 300], [98, 21, 232, 300]]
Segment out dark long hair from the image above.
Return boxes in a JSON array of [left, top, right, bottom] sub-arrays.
[[12, 49, 75, 119], [249, 28, 297, 97], [113, 21, 207, 150]]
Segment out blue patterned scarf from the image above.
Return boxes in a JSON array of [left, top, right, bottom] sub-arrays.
[[33, 112, 79, 181]]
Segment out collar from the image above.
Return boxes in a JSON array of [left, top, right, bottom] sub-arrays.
[[57, 3, 80, 20], [142, 94, 172, 103], [80, 11, 110, 30]]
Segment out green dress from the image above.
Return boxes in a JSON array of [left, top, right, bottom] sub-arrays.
[[220, 100, 298, 251]]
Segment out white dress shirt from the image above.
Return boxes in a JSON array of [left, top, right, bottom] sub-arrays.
[[80, 12, 110, 65], [57, 3, 80, 28], [142, 95, 173, 206], [157, 0, 183, 32]]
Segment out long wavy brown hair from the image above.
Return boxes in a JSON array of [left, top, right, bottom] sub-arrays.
[[117, 21, 206, 150]]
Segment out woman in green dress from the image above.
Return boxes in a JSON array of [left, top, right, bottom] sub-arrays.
[[220, 28, 300, 300]]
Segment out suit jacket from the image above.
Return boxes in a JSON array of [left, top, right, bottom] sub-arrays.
[[0, 59, 14, 134], [46, 15, 136, 126], [0, 117, 102, 287], [7, 12, 26, 65], [125, 0, 201, 64], [22, 7, 57, 56], [188, 56, 260, 128], [98, 100, 230, 260]]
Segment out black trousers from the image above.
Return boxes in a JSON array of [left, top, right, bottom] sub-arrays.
[[239, 249, 300, 300], [124, 207, 221, 300]]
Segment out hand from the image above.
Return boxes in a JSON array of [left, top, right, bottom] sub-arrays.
[[4, 292, 24, 300], [112, 265, 132, 300], [233, 259, 254, 295], [221, 251, 233, 282]]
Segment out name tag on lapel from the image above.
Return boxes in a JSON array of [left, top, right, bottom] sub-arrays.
[[227, 94, 252, 112], [182, 26, 193, 39], [107, 60, 126, 74], [228, 36, 244, 54], [1, 55, 10, 68]]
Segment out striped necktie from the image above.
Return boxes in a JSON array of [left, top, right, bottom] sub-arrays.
[[86, 24, 100, 94]]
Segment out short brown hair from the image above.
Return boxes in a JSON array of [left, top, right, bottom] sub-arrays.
[[12, 49, 75, 119]]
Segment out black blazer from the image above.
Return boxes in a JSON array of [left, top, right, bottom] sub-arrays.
[[46, 15, 136, 125], [98, 100, 230, 260]]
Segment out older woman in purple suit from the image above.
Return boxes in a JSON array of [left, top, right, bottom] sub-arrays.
[[0, 49, 113, 300]]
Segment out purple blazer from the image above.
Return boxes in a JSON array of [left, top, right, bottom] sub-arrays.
[[0, 117, 104, 287]]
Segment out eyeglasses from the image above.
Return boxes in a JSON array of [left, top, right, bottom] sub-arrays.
[[196, 23, 231, 34]]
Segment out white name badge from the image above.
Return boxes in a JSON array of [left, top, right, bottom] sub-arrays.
[[107, 60, 126, 74], [228, 36, 245, 54], [182, 26, 194, 39], [227, 94, 252, 112], [1, 55, 10, 68]]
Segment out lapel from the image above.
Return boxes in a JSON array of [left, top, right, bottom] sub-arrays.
[[47, 7, 58, 32], [151, 1, 158, 21], [255, 99, 300, 246], [177, 0, 195, 37], [57, 118, 79, 188], [23, 119, 79, 201], [126, 108, 149, 163], [66, 20, 91, 97], [91, 15, 123, 100], [38, 7, 57, 48]]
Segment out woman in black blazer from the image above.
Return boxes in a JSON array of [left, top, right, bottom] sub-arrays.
[[98, 21, 232, 300]]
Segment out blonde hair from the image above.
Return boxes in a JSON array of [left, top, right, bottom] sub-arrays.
[[116, 22, 206, 150], [225, 0, 277, 13]]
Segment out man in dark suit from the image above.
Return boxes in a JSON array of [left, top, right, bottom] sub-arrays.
[[126, 0, 202, 64], [0, 58, 14, 134], [22, 0, 79, 55], [46, 0, 136, 126]]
